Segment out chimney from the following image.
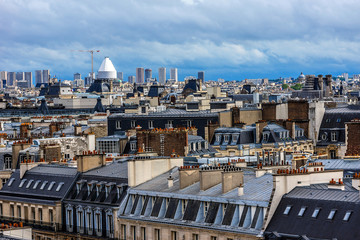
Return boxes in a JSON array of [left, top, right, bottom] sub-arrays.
[[222, 167, 244, 194], [179, 166, 200, 189], [167, 175, 174, 188], [238, 185, 244, 196], [352, 173, 360, 190], [74, 124, 82, 136], [200, 167, 223, 191], [20, 161, 39, 179], [328, 178, 345, 191], [255, 121, 267, 143]]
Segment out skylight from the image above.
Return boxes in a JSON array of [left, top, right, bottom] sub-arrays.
[[19, 179, 27, 188], [56, 182, 65, 192], [40, 181, 48, 190], [47, 181, 56, 191], [26, 180, 34, 189], [328, 209, 336, 220], [283, 205, 292, 215], [298, 206, 307, 217], [33, 180, 41, 189], [343, 211, 352, 221], [7, 178, 15, 187], [312, 208, 321, 218]]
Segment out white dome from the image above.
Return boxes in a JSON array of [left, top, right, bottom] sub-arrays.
[[97, 57, 117, 79]]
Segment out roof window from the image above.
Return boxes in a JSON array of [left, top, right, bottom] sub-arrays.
[[26, 179, 34, 189], [56, 182, 65, 192], [19, 179, 27, 188], [328, 209, 337, 220], [47, 181, 56, 191], [7, 178, 15, 187], [33, 180, 41, 189], [343, 211, 352, 221], [312, 208, 321, 218], [283, 205, 292, 215], [40, 181, 48, 190], [298, 206, 307, 217]]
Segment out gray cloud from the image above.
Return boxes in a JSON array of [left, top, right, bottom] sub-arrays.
[[1, 0, 360, 80]]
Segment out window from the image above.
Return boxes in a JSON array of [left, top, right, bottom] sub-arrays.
[[2, 179, 7, 186], [121, 224, 127, 240], [40, 181, 48, 190], [312, 208, 321, 218], [298, 206, 307, 217], [263, 133, 269, 142], [108, 214, 114, 234], [65, 153, 70, 159], [336, 118, 341, 122], [186, 120, 192, 128], [49, 209, 53, 224], [39, 208, 43, 223], [131, 226, 136, 240], [19, 179, 27, 188], [0, 203, 3, 216], [216, 134, 221, 142], [130, 142, 136, 151], [224, 135, 229, 142], [211, 237, 217, 240], [96, 213, 101, 232], [326, 119, 331, 123], [171, 231, 177, 240], [131, 120, 136, 128], [17, 206, 21, 218], [67, 210, 72, 228], [182, 200, 187, 214], [33, 180, 41, 189], [321, 133, 327, 141], [328, 209, 337, 220], [148, 120, 154, 129], [116, 121, 121, 129], [47, 181, 56, 191], [283, 205, 292, 215], [331, 132, 337, 142], [56, 182, 65, 192], [7, 178, 15, 186], [141, 227, 146, 240], [167, 120, 173, 128], [4, 156, 11, 169], [192, 234, 199, 240], [343, 211, 352, 221], [31, 207, 35, 221], [154, 228, 161, 240], [204, 202, 209, 216], [10, 205, 14, 217], [26, 179, 34, 188]]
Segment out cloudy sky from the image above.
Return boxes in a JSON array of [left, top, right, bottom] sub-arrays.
[[1, 0, 360, 81]]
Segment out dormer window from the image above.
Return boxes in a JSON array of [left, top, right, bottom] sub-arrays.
[[232, 134, 238, 143], [331, 132, 337, 142], [263, 132, 270, 142], [224, 135, 229, 142], [215, 134, 221, 142]]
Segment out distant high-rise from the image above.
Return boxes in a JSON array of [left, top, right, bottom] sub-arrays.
[[74, 73, 81, 80], [0, 71, 7, 82], [128, 76, 135, 84], [145, 69, 152, 82], [170, 68, 178, 82], [7, 72, 16, 86], [43, 70, 50, 83], [16, 72, 24, 81], [136, 68, 144, 84], [24, 72, 33, 88], [117, 72, 123, 81], [198, 71, 205, 82], [158, 67, 166, 84], [35, 70, 42, 85]]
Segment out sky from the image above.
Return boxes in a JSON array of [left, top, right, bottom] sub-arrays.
[[1, 0, 360, 81]]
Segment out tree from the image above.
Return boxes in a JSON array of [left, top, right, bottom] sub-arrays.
[[282, 84, 289, 89], [291, 83, 303, 90]]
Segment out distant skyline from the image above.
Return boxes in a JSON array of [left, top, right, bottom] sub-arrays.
[[1, 0, 360, 81]]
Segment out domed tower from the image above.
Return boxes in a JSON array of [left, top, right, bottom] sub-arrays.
[[87, 57, 117, 93]]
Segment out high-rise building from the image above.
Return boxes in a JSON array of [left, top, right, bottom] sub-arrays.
[[145, 69, 152, 82], [158, 67, 166, 84], [170, 68, 178, 82], [16, 72, 24, 81], [0, 71, 7, 82], [35, 70, 42, 85], [25, 72, 33, 88], [128, 76, 135, 84], [198, 71, 205, 83], [136, 68, 144, 84], [7, 72, 16, 86], [43, 70, 50, 83], [74, 73, 81, 80], [117, 72, 123, 81]]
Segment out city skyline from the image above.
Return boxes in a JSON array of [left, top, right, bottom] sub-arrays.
[[2, 1, 360, 81]]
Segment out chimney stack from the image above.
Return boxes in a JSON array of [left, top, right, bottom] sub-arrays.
[[168, 175, 174, 188]]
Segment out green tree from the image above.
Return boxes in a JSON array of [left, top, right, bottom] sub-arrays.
[[291, 83, 303, 90], [282, 83, 289, 89]]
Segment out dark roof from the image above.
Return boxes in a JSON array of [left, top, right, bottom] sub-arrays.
[[0, 164, 78, 203], [266, 185, 360, 240]]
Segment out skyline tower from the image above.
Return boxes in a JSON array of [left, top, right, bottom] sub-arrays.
[[136, 67, 144, 84], [170, 68, 178, 82], [35, 70, 42, 85], [145, 69, 152, 82], [24, 72, 33, 88], [158, 67, 166, 84], [198, 71, 205, 83], [43, 70, 50, 83]]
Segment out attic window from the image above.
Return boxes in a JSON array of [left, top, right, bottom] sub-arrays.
[[7, 178, 15, 187], [56, 182, 65, 192], [326, 119, 331, 123], [47, 181, 56, 191], [40, 181, 48, 190], [33, 180, 41, 189], [298, 206, 307, 217], [343, 211, 352, 221], [336, 118, 341, 122], [283, 205, 292, 215], [312, 208, 321, 218], [328, 209, 337, 220], [19, 179, 27, 188], [26, 180, 34, 189]]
